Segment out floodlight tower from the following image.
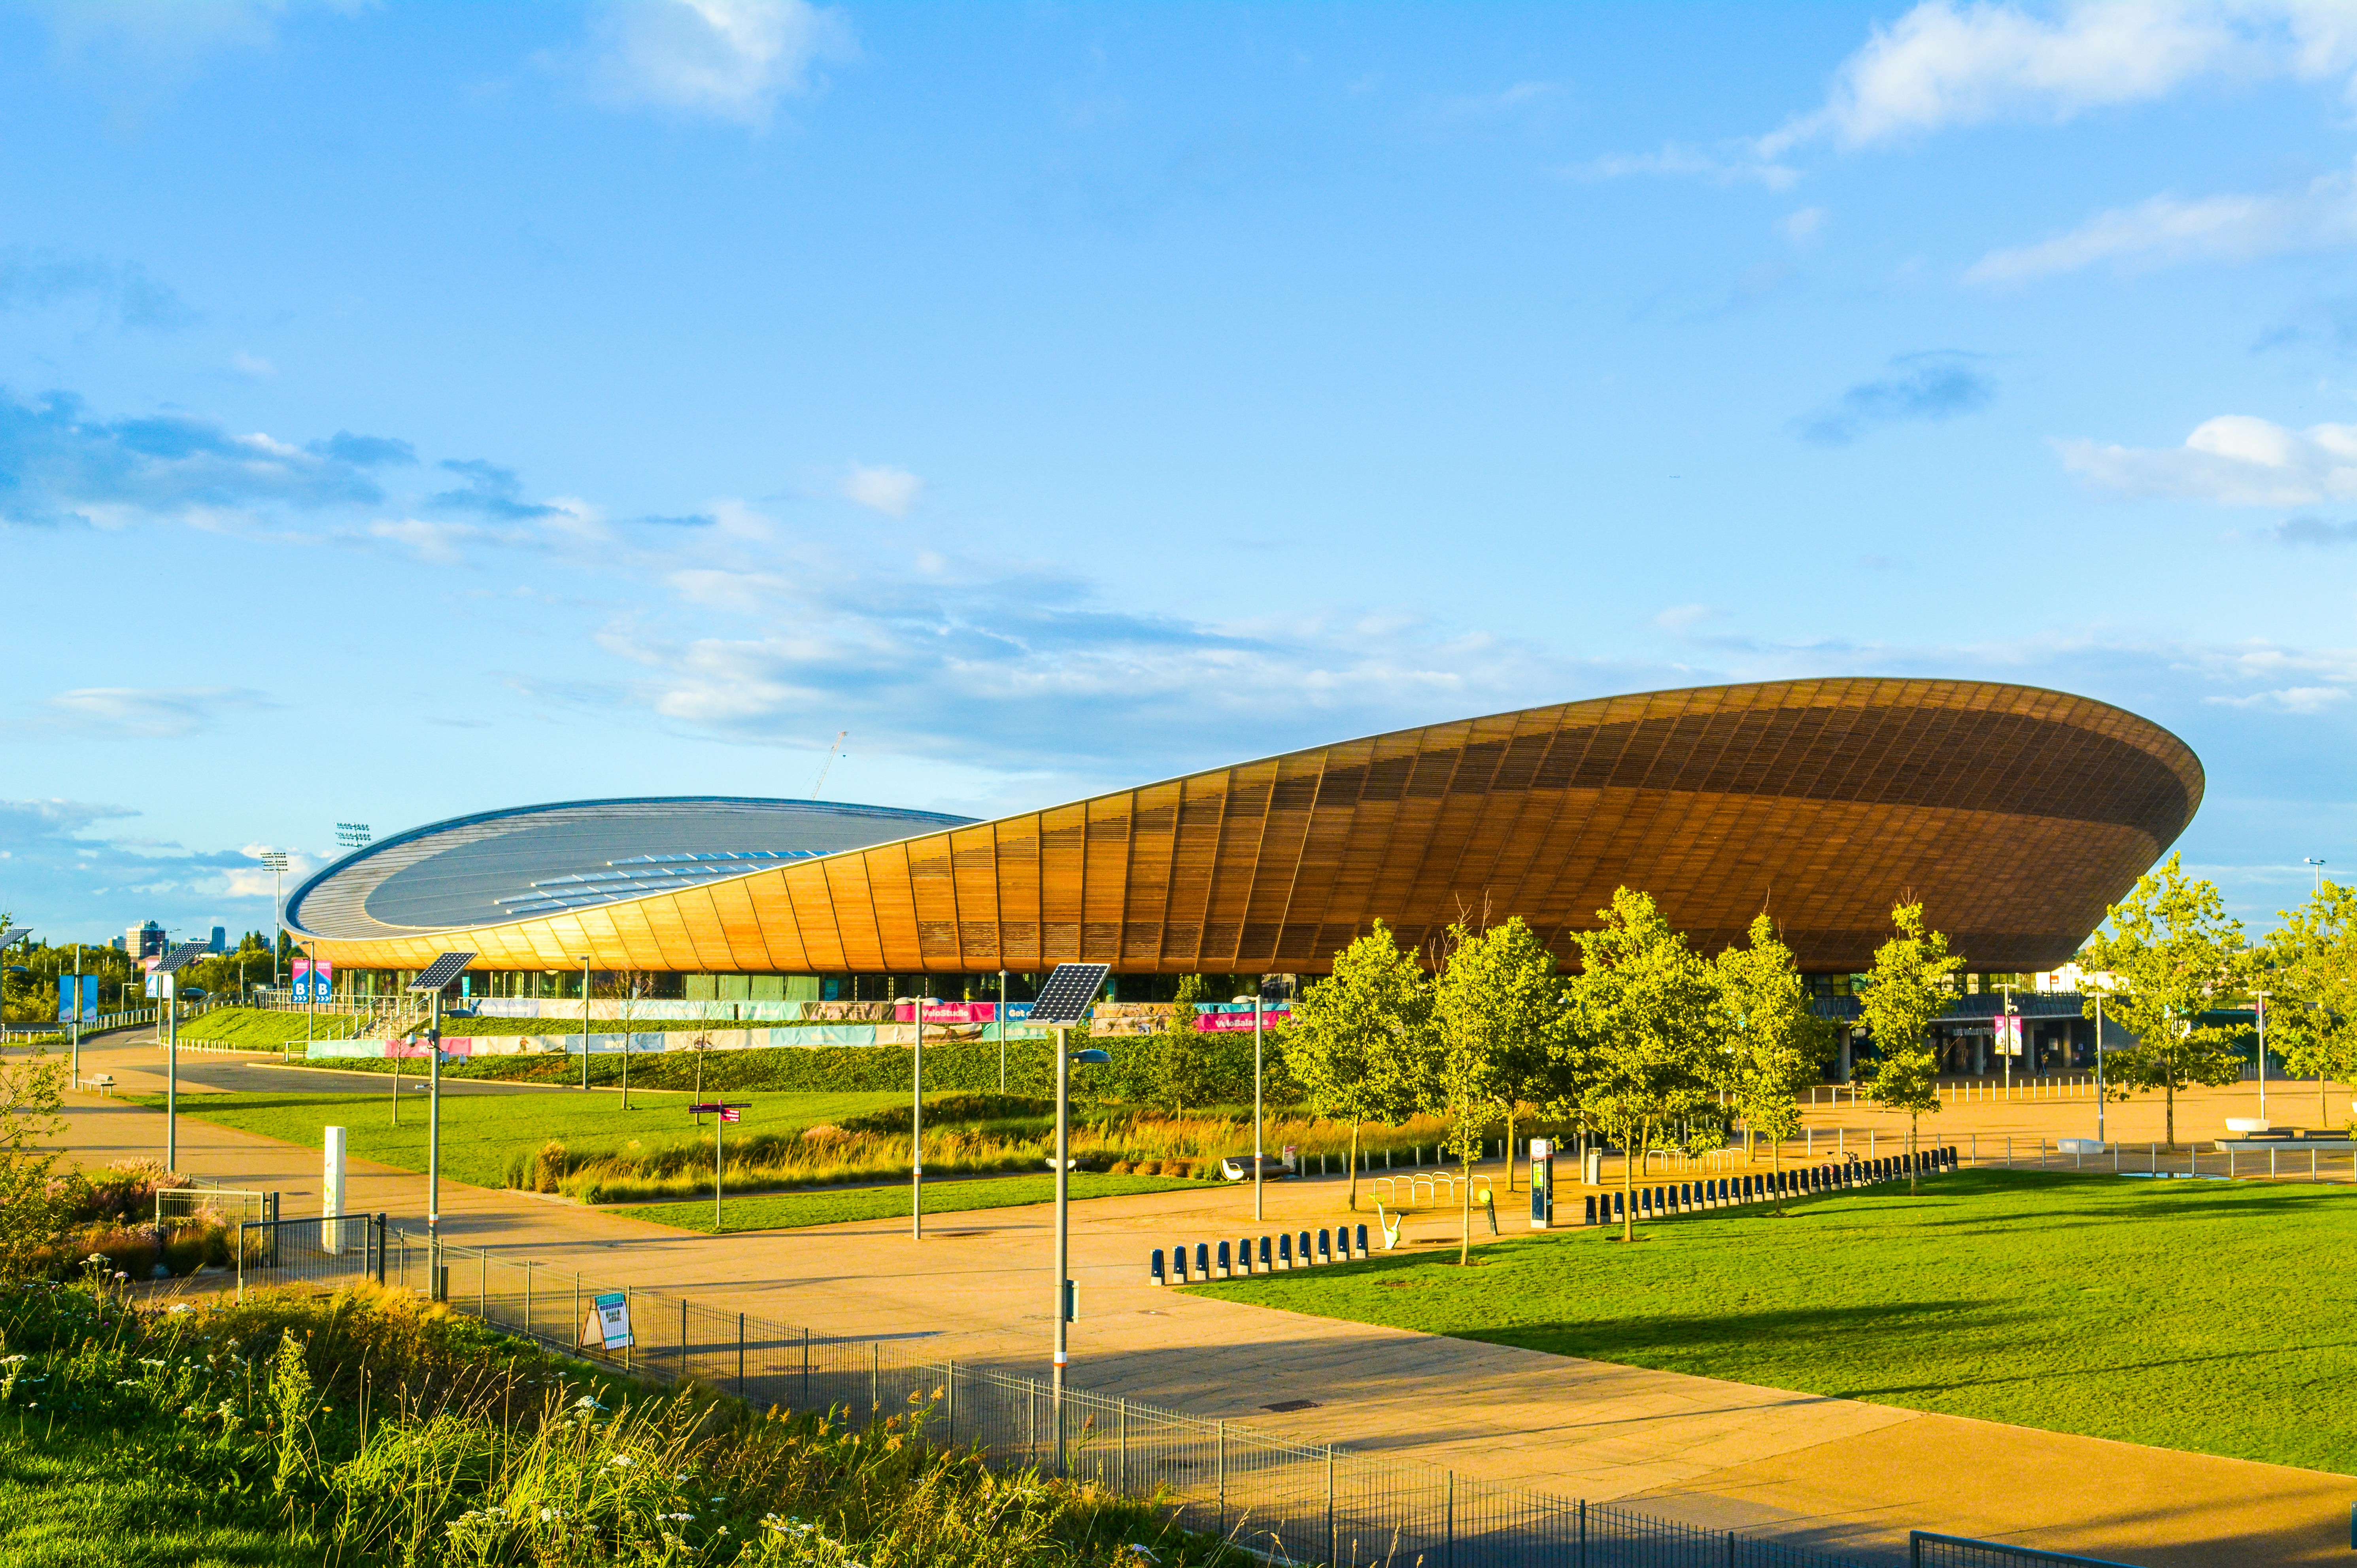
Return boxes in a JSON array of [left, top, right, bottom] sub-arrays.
[[256, 850, 289, 990]]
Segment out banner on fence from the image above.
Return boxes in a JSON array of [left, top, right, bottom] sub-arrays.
[[585, 1290, 633, 1350]]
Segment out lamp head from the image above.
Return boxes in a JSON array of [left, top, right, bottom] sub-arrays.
[[1071, 1048, 1111, 1065]]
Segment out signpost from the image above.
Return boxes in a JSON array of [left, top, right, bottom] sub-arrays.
[[585, 1290, 634, 1351], [688, 1101, 749, 1232]]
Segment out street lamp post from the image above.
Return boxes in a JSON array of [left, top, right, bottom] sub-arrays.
[[2253, 989, 2270, 1125], [1054, 1034, 1113, 1457], [2000, 984, 2017, 1093], [576, 957, 593, 1092], [2307, 858, 2329, 894], [901, 994, 939, 1239], [1235, 989, 1266, 1222], [2093, 987, 2107, 1144]]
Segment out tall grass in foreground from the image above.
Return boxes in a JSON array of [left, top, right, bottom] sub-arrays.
[[520, 1096, 1490, 1204], [0, 1269, 1237, 1567]]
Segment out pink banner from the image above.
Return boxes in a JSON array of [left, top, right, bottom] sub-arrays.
[[1196, 1007, 1290, 1033], [894, 1001, 998, 1024]]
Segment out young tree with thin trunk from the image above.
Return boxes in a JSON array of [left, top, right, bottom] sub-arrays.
[[1428, 918, 1550, 1263], [1718, 913, 1834, 1215], [2259, 879, 2357, 1128], [1151, 973, 1218, 1118], [1288, 921, 1435, 1211], [1856, 902, 1960, 1196], [2082, 853, 2252, 1147], [1568, 889, 1728, 1243]]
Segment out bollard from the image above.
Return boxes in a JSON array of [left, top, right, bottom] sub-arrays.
[[1298, 1230, 1314, 1266], [1150, 1248, 1167, 1286], [1318, 1229, 1333, 1264], [1217, 1240, 1233, 1279], [1195, 1243, 1211, 1281], [1239, 1235, 1256, 1274], [1585, 1194, 1599, 1226], [1259, 1235, 1274, 1271], [1172, 1245, 1190, 1284], [1278, 1233, 1294, 1269], [1354, 1224, 1369, 1258]]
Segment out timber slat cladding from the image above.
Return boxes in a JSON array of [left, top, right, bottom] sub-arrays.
[[303, 678, 2203, 977]]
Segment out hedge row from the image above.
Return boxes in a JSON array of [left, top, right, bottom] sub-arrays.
[[289, 1035, 1305, 1105]]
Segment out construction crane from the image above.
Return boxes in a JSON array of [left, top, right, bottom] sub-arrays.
[[811, 731, 848, 799]]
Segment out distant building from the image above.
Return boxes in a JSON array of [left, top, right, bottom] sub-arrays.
[[207, 926, 226, 954], [127, 922, 164, 961], [110, 936, 126, 953]]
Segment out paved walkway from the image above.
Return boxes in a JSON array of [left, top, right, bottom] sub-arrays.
[[45, 1039, 2355, 1566]]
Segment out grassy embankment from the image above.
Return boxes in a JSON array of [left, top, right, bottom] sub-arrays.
[[0, 1272, 1224, 1567], [141, 1089, 1226, 1223], [179, 1006, 366, 1045], [1192, 1167, 2357, 1475]]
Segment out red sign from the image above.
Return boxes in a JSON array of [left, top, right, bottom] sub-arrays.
[[1196, 1007, 1291, 1033], [893, 1001, 999, 1024], [719, 1107, 741, 1124]]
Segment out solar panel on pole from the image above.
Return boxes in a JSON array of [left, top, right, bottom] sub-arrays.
[[1027, 963, 1111, 1026], [159, 941, 211, 973], [0, 926, 30, 948], [409, 952, 476, 992]]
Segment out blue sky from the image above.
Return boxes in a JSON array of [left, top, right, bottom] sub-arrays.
[[6, 0, 2357, 944]]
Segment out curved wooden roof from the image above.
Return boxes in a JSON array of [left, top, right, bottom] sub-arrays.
[[300, 678, 2201, 976]]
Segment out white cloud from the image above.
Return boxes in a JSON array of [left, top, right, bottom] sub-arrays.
[[581, 0, 856, 126], [37, 686, 275, 739], [2057, 414, 2357, 504], [1560, 142, 1798, 190], [1782, 206, 1828, 245], [840, 462, 924, 517], [230, 349, 276, 378], [1968, 159, 2357, 282], [2206, 684, 2351, 711], [366, 518, 484, 565], [1764, 0, 2357, 154]]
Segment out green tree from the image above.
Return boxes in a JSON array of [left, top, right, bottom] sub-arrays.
[[1718, 913, 1833, 1215], [1428, 918, 1551, 1263], [0, 1051, 78, 1278], [1855, 902, 1960, 1195], [2259, 880, 2357, 1128], [1568, 889, 1728, 1243], [2081, 853, 2252, 1148], [1287, 921, 1436, 1210], [1149, 973, 1220, 1117]]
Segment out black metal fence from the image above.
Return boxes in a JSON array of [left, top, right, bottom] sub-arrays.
[[184, 1224, 1901, 1567], [1909, 1533, 2145, 1568], [236, 1215, 384, 1294]]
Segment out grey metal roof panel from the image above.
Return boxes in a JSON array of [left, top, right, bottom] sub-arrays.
[[283, 796, 976, 941]]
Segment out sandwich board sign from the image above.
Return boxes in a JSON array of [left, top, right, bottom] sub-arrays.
[[582, 1290, 633, 1351]]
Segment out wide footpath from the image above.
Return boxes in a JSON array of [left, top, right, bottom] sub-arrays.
[[45, 1033, 2353, 1567]]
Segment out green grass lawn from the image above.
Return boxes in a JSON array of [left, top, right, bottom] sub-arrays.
[[178, 1005, 363, 1045], [621, 1171, 1214, 1233], [142, 1086, 903, 1191], [1192, 1169, 2357, 1474]]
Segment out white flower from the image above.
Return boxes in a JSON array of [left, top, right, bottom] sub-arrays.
[[609, 1455, 634, 1468]]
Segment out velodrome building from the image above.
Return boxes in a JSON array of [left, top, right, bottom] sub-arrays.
[[287, 678, 2200, 1025]]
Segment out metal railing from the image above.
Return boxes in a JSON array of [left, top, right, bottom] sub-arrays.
[[1910, 1532, 2144, 1567], [237, 1215, 386, 1294], [223, 1220, 1887, 1568], [161, 1185, 274, 1228]]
